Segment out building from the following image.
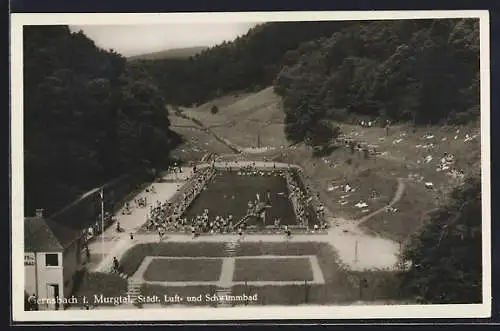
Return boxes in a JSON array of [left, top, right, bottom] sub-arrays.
[[24, 209, 88, 310]]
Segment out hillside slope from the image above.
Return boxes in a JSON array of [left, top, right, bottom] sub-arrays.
[[127, 46, 208, 61], [180, 87, 288, 148], [173, 86, 481, 242]]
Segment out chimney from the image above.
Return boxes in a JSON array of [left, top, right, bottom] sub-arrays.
[[35, 208, 44, 218]]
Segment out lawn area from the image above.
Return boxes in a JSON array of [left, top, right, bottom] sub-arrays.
[[119, 242, 226, 277], [181, 87, 288, 149], [269, 122, 480, 226], [183, 170, 297, 225], [233, 257, 314, 282], [143, 258, 223, 282], [360, 181, 436, 242], [141, 283, 219, 307], [231, 242, 407, 305], [126, 241, 407, 306], [70, 271, 127, 308], [278, 145, 401, 220], [236, 241, 325, 256]]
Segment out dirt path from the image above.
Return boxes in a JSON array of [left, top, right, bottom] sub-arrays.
[[356, 178, 406, 226]]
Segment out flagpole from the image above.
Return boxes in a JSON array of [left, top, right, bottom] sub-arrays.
[[100, 187, 104, 262]]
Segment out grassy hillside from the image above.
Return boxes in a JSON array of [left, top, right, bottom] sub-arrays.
[[173, 86, 481, 243], [180, 87, 288, 149], [127, 46, 208, 61]]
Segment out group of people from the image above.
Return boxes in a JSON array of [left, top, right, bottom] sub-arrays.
[[145, 167, 216, 234], [285, 172, 312, 226], [141, 162, 327, 237], [189, 209, 239, 236], [286, 171, 328, 231]]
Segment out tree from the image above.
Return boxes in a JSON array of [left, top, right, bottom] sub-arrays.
[[305, 119, 341, 148], [136, 21, 353, 106], [274, 18, 480, 133], [398, 176, 482, 304], [23, 25, 180, 215]]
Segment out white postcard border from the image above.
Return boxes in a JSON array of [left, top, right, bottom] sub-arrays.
[[10, 10, 491, 322]]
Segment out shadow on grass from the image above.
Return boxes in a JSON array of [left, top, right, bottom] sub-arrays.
[[69, 270, 128, 309]]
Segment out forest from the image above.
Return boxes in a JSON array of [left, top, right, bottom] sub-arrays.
[[137, 19, 479, 145], [23, 25, 180, 215]]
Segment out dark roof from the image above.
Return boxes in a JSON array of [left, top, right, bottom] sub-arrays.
[[24, 217, 82, 252]]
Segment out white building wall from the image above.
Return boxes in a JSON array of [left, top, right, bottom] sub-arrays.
[[24, 252, 36, 296], [63, 239, 83, 297], [35, 252, 64, 310]]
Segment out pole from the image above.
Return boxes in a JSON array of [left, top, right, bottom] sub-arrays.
[[34, 251, 39, 305], [354, 239, 359, 263], [359, 276, 363, 300], [304, 280, 308, 303], [100, 187, 104, 262]]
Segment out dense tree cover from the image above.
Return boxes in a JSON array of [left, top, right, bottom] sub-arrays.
[[24, 26, 180, 215], [398, 175, 482, 303], [136, 21, 354, 106], [275, 19, 480, 143], [137, 19, 479, 147]]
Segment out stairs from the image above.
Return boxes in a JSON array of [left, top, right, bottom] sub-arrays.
[[216, 240, 239, 308], [126, 278, 143, 308], [109, 267, 129, 280], [224, 240, 239, 256]]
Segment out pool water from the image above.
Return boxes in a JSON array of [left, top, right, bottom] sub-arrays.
[[183, 170, 299, 226]]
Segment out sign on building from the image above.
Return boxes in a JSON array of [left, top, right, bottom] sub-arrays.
[[24, 252, 35, 266]]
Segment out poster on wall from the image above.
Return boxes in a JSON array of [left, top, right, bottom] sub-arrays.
[[24, 253, 35, 266]]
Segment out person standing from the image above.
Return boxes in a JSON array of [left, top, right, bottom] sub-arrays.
[[284, 225, 291, 239], [112, 257, 120, 273]]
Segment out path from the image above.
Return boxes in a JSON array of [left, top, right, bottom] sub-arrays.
[[90, 167, 192, 273], [355, 178, 406, 226]]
